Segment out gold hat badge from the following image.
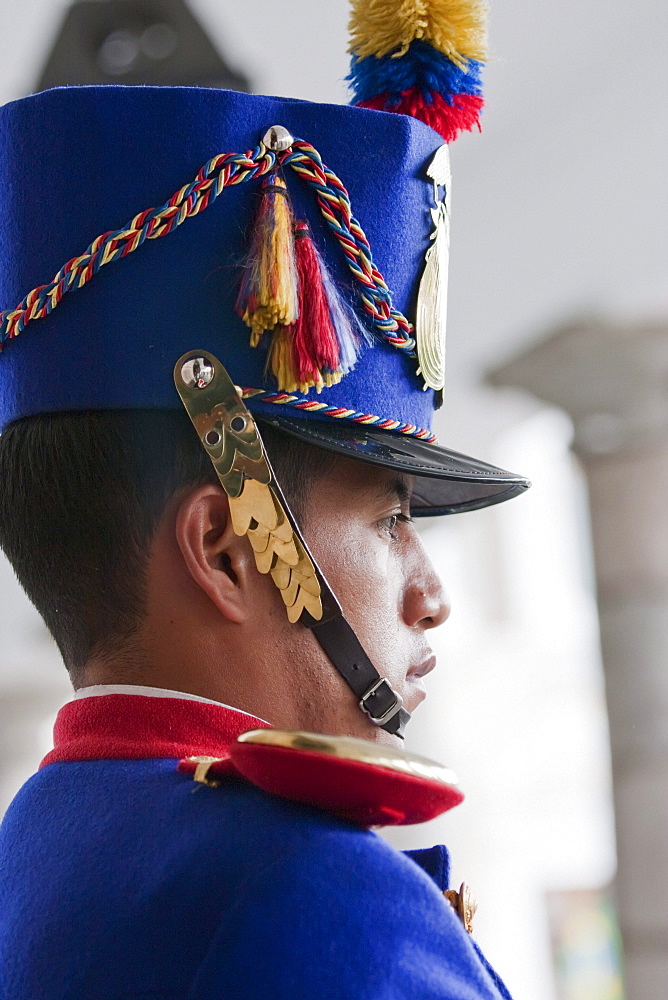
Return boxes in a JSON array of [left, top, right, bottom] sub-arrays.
[[415, 144, 452, 393]]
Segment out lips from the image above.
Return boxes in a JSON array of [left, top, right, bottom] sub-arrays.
[[408, 654, 436, 680]]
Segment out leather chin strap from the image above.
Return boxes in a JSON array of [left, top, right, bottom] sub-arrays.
[[269, 477, 411, 739], [309, 617, 411, 738]]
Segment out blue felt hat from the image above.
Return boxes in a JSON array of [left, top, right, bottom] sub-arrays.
[[0, 85, 528, 514]]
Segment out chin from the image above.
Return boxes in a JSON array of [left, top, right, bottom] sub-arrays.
[[344, 715, 404, 749], [372, 728, 404, 749]]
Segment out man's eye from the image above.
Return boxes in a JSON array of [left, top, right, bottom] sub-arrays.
[[379, 512, 412, 538]]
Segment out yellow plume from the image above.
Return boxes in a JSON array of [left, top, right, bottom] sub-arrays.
[[349, 0, 488, 67]]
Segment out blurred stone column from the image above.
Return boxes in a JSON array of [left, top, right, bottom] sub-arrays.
[[490, 320, 668, 1000]]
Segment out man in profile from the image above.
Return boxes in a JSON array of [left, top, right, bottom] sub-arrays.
[[0, 3, 528, 996]]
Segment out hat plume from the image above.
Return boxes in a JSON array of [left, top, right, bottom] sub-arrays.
[[348, 0, 487, 142]]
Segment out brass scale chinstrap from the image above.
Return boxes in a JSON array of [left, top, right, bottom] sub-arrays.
[[174, 351, 410, 737]]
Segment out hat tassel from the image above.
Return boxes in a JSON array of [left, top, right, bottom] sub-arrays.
[[268, 222, 364, 394], [235, 173, 299, 347]]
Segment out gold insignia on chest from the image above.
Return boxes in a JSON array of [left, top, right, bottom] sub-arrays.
[[415, 145, 452, 393], [444, 882, 477, 934]]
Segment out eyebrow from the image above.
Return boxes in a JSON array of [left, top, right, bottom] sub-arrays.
[[374, 476, 412, 507]]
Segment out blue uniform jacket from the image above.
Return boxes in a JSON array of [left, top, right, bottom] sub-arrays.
[[0, 693, 512, 1000]]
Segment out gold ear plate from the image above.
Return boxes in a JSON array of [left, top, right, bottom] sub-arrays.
[[228, 481, 322, 622], [174, 351, 323, 624]]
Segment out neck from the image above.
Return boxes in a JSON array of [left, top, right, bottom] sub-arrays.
[[79, 612, 382, 742], [80, 655, 276, 724], [79, 618, 318, 731]]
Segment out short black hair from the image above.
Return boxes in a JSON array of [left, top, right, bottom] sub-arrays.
[[0, 410, 328, 682]]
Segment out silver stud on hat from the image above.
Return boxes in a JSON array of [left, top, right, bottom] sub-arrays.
[[262, 125, 294, 152]]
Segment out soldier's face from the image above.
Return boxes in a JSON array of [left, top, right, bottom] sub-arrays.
[[296, 456, 450, 742]]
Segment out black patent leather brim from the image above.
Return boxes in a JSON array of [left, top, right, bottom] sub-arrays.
[[256, 416, 531, 516]]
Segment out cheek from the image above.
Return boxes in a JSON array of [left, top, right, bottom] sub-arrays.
[[313, 527, 405, 649], [314, 526, 391, 602], [302, 521, 420, 714]]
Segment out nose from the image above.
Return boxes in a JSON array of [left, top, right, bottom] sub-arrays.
[[402, 530, 451, 630]]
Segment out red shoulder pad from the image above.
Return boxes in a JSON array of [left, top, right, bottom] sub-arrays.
[[178, 729, 463, 827]]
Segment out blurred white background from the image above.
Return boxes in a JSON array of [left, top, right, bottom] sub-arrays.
[[1, 2, 666, 998]]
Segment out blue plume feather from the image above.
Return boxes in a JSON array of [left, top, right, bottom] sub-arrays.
[[348, 40, 483, 106]]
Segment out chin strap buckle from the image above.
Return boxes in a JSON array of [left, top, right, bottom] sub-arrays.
[[360, 678, 404, 727]]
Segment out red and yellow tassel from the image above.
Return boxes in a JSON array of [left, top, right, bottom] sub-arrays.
[[237, 183, 365, 393], [289, 222, 343, 392], [269, 222, 365, 394], [235, 173, 299, 346]]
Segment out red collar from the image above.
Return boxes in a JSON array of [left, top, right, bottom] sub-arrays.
[[40, 694, 465, 829], [40, 694, 269, 768]]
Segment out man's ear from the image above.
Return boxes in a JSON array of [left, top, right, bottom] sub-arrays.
[[174, 484, 257, 624]]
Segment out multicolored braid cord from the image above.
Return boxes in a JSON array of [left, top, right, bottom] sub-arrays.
[[0, 137, 414, 355], [240, 387, 436, 442]]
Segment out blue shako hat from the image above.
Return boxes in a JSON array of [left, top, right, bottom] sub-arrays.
[[0, 84, 528, 514]]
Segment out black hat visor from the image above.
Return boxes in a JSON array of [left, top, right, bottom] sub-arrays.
[[257, 416, 530, 517]]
